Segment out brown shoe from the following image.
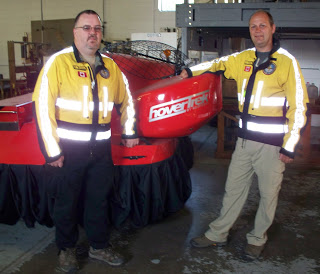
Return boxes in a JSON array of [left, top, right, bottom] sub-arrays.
[[190, 235, 227, 248], [56, 247, 79, 273], [245, 244, 265, 259], [89, 246, 125, 266]]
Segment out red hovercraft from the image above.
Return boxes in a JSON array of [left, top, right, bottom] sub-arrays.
[[0, 41, 222, 228]]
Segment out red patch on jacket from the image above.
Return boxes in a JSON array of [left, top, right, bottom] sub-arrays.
[[244, 66, 251, 72], [78, 71, 87, 78]]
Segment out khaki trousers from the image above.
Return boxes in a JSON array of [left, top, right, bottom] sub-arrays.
[[205, 138, 285, 246]]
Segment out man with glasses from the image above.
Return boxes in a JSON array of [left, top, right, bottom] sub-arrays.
[[180, 10, 308, 259], [33, 10, 139, 272]]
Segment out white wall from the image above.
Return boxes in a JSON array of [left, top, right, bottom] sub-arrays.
[[281, 40, 320, 90], [105, 0, 176, 41], [0, 0, 176, 78]]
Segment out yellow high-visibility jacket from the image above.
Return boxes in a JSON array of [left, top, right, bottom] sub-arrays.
[[186, 39, 309, 158], [33, 44, 137, 162]]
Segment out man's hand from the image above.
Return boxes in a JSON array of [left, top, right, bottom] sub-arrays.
[[122, 138, 140, 148], [47, 156, 64, 168], [179, 69, 189, 79], [279, 153, 293, 164]]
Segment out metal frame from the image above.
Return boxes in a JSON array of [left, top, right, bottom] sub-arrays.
[[176, 2, 320, 54]]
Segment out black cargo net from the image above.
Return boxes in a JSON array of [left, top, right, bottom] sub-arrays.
[[101, 40, 191, 80]]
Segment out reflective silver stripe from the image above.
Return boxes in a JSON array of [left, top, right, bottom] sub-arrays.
[[261, 97, 286, 106], [99, 101, 113, 112], [57, 128, 111, 141], [122, 72, 136, 135], [278, 48, 306, 152], [108, 102, 114, 111], [57, 128, 91, 141], [83, 86, 89, 118], [190, 48, 255, 72], [247, 122, 288, 134], [96, 130, 111, 140], [89, 102, 94, 111], [190, 58, 217, 71], [57, 97, 113, 113], [56, 98, 82, 111], [240, 79, 247, 105], [239, 93, 252, 104], [38, 47, 74, 157], [103, 86, 108, 118], [239, 118, 289, 134], [253, 81, 264, 109]]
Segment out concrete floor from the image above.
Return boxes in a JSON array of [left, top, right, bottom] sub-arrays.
[[2, 124, 320, 274]]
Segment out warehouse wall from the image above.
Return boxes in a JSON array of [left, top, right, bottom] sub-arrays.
[[105, 0, 176, 41], [281, 40, 320, 90], [0, 0, 176, 78]]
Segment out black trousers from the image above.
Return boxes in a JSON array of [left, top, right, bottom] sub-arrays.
[[45, 140, 114, 250]]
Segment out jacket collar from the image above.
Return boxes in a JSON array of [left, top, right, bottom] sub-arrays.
[[72, 43, 106, 74], [253, 37, 280, 71], [72, 43, 104, 64], [270, 37, 280, 55], [254, 37, 280, 58], [72, 43, 82, 63]]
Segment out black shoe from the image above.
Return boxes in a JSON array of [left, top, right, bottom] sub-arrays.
[[190, 235, 227, 248], [56, 248, 79, 273], [89, 246, 125, 266], [245, 244, 265, 259]]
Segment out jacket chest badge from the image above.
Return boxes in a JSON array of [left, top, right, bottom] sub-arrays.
[[263, 62, 276, 75], [100, 68, 110, 79], [78, 71, 87, 78], [244, 66, 251, 72], [73, 65, 87, 71]]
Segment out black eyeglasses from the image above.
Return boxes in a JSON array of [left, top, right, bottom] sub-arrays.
[[74, 25, 103, 33]]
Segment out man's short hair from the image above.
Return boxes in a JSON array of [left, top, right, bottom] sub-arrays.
[[74, 10, 102, 26], [249, 9, 274, 27]]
